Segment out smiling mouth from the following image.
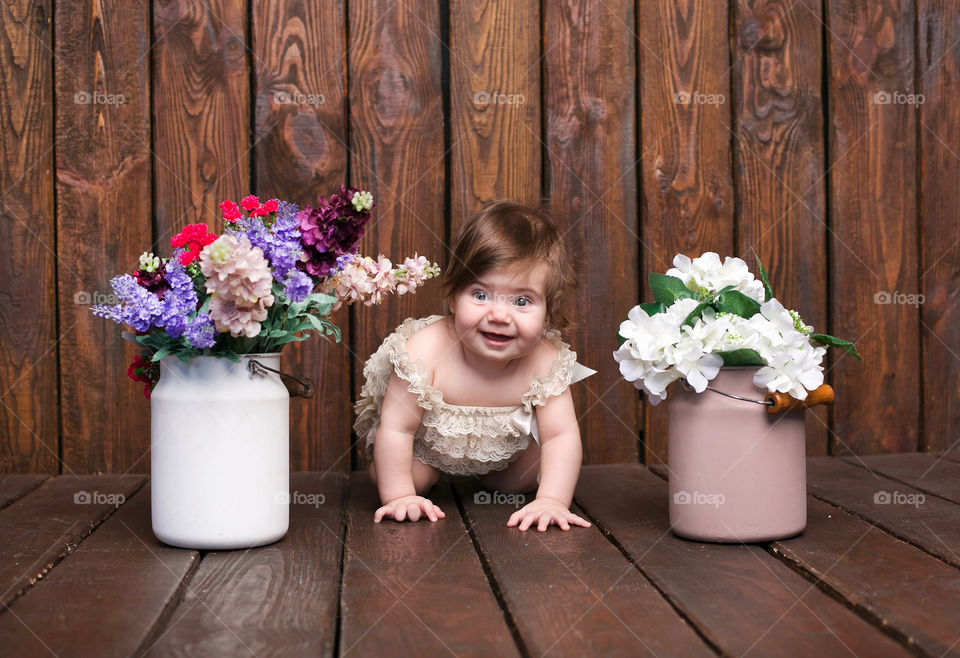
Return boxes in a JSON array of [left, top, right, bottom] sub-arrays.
[[480, 330, 514, 343]]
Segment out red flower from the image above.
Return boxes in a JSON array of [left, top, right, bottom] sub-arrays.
[[127, 354, 159, 399], [241, 195, 261, 212], [171, 223, 217, 265], [220, 200, 242, 222], [261, 198, 278, 213]]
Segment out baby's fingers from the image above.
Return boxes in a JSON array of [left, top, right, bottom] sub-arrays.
[[568, 512, 591, 528], [374, 505, 395, 523]]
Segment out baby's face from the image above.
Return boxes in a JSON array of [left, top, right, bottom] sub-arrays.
[[449, 261, 550, 365]]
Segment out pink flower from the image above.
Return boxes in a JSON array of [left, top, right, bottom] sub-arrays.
[[262, 199, 278, 213], [220, 200, 242, 222], [241, 195, 261, 212]]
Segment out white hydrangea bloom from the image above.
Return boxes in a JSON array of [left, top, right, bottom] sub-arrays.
[[666, 252, 766, 302], [614, 269, 826, 404]]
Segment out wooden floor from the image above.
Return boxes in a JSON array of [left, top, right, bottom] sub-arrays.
[[2, 454, 960, 656]]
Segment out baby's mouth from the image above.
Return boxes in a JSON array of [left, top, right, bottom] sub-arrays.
[[480, 330, 513, 344]]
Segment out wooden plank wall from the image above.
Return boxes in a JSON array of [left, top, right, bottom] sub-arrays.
[[0, 0, 957, 474]]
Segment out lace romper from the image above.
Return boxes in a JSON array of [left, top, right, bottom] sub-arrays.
[[354, 315, 595, 476]]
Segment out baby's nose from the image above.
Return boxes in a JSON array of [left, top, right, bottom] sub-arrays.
[[487, 302, 511, 322]]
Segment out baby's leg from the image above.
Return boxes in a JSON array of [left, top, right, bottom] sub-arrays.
[[368, 458, 441, 495], [478, 440, 540, 494]]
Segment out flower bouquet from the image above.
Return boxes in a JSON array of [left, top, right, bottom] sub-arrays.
[[90, 187, 440, 550], [93, 187, 440, 397], [613, 251, 860, 404], [613, 252, 861, 543]]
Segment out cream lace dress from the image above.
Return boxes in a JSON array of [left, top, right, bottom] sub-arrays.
[[354, 315, 595, 476]]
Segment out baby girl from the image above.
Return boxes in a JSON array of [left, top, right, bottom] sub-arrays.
[[354, 201, 595, 531]]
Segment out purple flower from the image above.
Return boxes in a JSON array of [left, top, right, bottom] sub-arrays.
[[183, 313, 216, 348], [297, 186, 373, 278], [226, 201, 303, 285], [283, 269, 313, 302], [159, 258, 199, 338], [92, 274, 165, 332]]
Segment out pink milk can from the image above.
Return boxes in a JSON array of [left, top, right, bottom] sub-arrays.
[[667, 367, 814, 543]]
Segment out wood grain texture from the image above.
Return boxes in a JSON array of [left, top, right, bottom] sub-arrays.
[[732, 0, 830, 454], [54, 0, 153, 473], [252, 0, 352, 471], [806, 456, 960, 567], [148, 472, 346, 656], [0, 484, 198, 657], [340, 473, 519, 656], [918, 0, 960, 452], [153, 0, 250, 239], [841, 451, 960, 504], [640, 0, 736, 468], [826, 0, 919, 454], [544, 0, 639, 463], [0, 474, 145, 607], [0, 0, 58, 474], [448, 0, 540, 224], [576, 464, 910, 657], [348, 0, 446, 468], [0, 474, 47, 510], [455, 480, 714, 656], [772, 497, 960, 657]]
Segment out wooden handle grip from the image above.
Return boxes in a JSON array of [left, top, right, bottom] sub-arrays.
[[765, 385, 835, 414]]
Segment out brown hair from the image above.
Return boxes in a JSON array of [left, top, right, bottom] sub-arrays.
[[443, 200, 576, 332]]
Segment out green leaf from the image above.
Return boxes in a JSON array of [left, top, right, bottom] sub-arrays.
[[270, 334, 309, 346], [151, 345, 175, 362], [752, 249, 775, 302], [680, 285, 737, 327], [716, 348, 765, 366], [639, 302, 666, 316], [648, 273, 696, 306], [810, 333, 862, 361], [714, 289, 761, 319]]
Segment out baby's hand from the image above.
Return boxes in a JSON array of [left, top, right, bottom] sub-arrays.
[[374, 494, 446, 523], [507, 496, 592, 532]]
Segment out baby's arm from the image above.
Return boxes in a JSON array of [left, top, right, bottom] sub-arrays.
[[507, 388, 591, 531], [372, 372, 445, 523]]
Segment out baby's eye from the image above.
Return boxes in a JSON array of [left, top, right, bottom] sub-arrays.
[[472, 290, 487, 301], [514, 296, 531, 307]]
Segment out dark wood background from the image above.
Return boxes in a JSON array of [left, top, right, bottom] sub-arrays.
[[1, 0, 956, 475]]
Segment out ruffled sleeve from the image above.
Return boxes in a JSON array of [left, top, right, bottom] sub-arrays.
[[352, 316, 445, 450], [519, 331, 596, 413]]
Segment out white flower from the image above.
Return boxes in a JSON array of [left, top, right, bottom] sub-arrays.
[[666, 252, 765, 302]]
